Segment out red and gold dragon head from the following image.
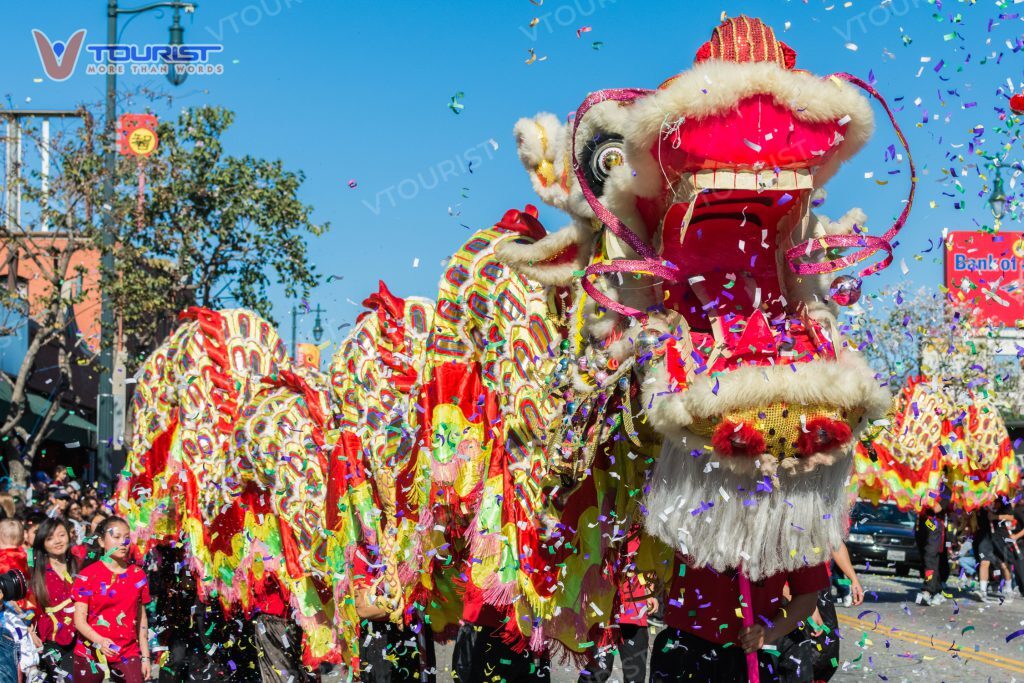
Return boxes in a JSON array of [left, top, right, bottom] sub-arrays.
[[498, 16, 907, 579]]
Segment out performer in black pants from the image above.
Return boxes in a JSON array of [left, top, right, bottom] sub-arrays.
[[578, 624, 649, 683], [452, 623, 550, 682], [914, 499, 949, 606], [993, 500, 1024, 598], [360, 618, 436, 683], [353, 549, 436, 683], [774, 589, 841, 682], [1010, 501, 1024, 595]]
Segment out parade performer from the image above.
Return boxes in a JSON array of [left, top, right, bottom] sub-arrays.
[[914, 496, 951, 606], [119, 15, 910, 680], [578, 533, 652, 683], [352, 539, 435, 682]]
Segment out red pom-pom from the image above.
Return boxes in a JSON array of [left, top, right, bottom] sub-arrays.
[[795, 418, 853, 456], [712, 420, 766, 457], [1011, 93, 1024, 114]]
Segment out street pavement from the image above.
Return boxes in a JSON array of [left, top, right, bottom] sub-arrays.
[[327, 567, 1024, 682], [831, 568, 1024, 682]]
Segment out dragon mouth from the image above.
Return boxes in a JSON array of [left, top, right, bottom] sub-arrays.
[[659, 172, 834, 379], [654, 175, 858, 463], [635, 95, 860, 461], [645, 95, 848, 380]]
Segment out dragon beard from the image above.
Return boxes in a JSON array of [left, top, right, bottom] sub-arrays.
[[644, 437, 851, 581]]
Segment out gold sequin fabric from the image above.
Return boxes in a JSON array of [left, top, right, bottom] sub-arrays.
[[690, 402, 862, 459]]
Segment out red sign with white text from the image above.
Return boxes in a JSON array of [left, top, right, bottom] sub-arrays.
[[945, 231, 1024, 329]]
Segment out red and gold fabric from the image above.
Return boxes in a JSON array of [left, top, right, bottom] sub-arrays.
[[854, 377, 1017, 512]]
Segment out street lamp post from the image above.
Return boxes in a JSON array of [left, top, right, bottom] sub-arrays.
[[290, 305, 298, 359], [96, 0, 197, 490], [290, 304, 325, 358], [989, 164, 1007, 230], [312, 305, 324, 343]]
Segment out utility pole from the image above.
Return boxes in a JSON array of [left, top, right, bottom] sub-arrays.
[[291, 305, 298, 359], [96, 0, 197, 490], [95, 0, 118, 493]]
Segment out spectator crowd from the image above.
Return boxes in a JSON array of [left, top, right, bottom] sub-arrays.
[[0, 468, 317, 683], [3, 467, 1024, 683]]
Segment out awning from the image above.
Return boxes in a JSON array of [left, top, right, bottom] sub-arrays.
[[0, 381, 96, 448]]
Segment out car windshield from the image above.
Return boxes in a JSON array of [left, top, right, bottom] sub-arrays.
[[852, 502, 915, 528]]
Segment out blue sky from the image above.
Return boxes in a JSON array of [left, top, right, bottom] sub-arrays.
[[3, 0, 1022, 352]]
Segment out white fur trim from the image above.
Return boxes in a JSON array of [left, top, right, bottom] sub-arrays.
[[625, 60, 875, 187], [494, 221, 594, 286], [641, 351, 890, 440], [514, 113, 573, 211], [644, 437, 852, 580], [820, 207, 867, 236]]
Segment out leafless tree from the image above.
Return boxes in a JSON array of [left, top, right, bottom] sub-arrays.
[[848, 283, 1021, 416]]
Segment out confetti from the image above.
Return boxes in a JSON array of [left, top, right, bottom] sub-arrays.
[[525, 49, 547, 65], [448, 91, 465, 114], [857, 610, 881, 626], [111, 14, 1024, 677]]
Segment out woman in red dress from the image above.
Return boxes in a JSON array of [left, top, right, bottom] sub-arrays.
[[71, 517, 152, 683]]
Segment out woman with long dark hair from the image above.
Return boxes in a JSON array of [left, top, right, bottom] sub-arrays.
[[30, 517, 78, 681]]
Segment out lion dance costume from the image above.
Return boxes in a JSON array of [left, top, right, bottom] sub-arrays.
[[855, 376, 1017, 512], [117, 16, 985, 679]]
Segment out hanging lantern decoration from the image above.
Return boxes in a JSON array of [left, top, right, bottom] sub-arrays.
[[117, 114, 159, 157]]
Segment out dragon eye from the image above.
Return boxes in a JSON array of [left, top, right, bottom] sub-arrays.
[[581, 134, 625, 194], [594, 145, 625, 178]]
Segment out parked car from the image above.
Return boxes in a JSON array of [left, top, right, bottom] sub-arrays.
[[846, 501, 922, 576]]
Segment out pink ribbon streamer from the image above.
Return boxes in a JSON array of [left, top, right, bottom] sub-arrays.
[[738, 567, 760, 683], [784, 73, 916, 278], [570, 88, 680, 323], [571, 73, 913, 322]]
